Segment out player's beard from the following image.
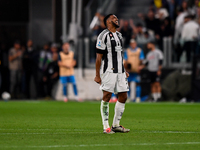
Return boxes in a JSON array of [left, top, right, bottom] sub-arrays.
[[111, 21, 120, 28]]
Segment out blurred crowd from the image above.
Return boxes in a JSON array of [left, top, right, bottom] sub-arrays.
[[92, 0, 200, 61], [0, 0, 200, 100], [1, 40, 61, 99]]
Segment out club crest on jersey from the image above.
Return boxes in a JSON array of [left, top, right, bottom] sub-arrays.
[[110, 34, 112, 37]]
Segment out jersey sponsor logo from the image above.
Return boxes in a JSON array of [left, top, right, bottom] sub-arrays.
[[111, 37, 114, 40], [115, 46, 122, 52], [98, 41, 101, 47]]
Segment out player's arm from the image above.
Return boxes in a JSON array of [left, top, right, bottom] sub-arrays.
[[57, 61, 70, 68], [94, 52, 103, 84], [94, 32, 107, 84], [57, 54, 70, 68], [123, 51, 130, 72], [157, 60, 163, 76], [72, 56, 77, 67], [157, 51, 163, 76], [138, 50, 145, 71]]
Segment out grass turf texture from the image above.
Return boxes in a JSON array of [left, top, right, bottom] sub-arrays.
[[0, 101, 200, 150]]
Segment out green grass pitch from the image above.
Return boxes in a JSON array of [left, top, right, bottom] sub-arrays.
[[0, 101, 200, 150]]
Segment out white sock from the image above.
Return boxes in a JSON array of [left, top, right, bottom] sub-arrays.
[[157, 92, 161, 99], [112, 101, 125, 127], [100, 100, 109, 129], [152, 93, 157, 101]]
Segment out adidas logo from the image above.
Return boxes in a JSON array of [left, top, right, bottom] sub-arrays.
[[111, 37, 114, 40]]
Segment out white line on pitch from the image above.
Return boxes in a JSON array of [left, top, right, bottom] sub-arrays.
[[1, 142, 200, 148]]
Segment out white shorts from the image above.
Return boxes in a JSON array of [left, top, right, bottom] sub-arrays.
[[99, 72, 129, 93]]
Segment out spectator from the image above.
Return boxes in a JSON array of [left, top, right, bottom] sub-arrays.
[[22, 40, 39, 99], [51, 43, 59, 54], [179, 0, 188, 12], [91, 13, 106, 38], [43, 52, 59, 99], [39, 43, 52, 71], [135, 23, 155, 51], [174, 8, 188, 61], [58, 42, 81, 102], [119, 20, 133, 48], [168, 0, 176, 21], [124, 39, 145, 102], [155, 7, 169, 21], [181, 15, 199, 62], [190, 0, 200, 17], [138, 9, 160, 34], [8, 41, 23, 98], [155, 18, 173, 49], [145, 41, 164, 102], [38, 43, 52, 97]]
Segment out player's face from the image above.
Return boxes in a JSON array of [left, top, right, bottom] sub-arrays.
[[62, 43, 70, 53], [27, 40, 33, 47], [130, 42, 137, 49], [147, 43, 154, 50], [14, 43, 20, 50], [110, 15, 119, 28]]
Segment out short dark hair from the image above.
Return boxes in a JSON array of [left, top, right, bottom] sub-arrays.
[[103, 14, 114, 27], [148, 40, 156, 45]]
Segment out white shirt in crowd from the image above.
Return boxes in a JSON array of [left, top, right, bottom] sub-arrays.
[[146, 49, 163, 72], [174, 12, 188, 45], [181, 20, 199, 42]]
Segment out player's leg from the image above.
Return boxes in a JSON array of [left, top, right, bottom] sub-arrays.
[[112, 72, 130, 133], [68, 75, 81, 101], [99, 72, 116, 133], [127, 73, 134, 101], [101, 91, 112, 130], [135, 74, 141, 102], [136, 83, 141, 102], [155, 81, 161, 101], [60, 76, 68, 102], [154, 73, 161, 101], [151, 82, 157, 101], [149, 72, 157, 101]]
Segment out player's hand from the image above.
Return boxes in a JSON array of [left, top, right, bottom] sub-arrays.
[[64, 64, 71, 68], [157, 70, 161, 76], [94, 76, 101, 85], [125, 72, 129, 78]]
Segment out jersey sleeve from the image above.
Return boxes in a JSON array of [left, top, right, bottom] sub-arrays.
[[158, 50, 164, 60], [96, 31, 107, 54], [139, 50, 145, 60]]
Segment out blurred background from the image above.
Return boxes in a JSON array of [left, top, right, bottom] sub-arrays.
[[0, 0, 200, 102]]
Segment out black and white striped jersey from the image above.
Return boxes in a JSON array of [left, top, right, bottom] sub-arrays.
[[96, 29, 125, 74]]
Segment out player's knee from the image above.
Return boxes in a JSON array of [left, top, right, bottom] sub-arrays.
[[103, 92, 112, 101]]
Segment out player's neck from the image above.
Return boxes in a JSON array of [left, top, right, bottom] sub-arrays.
[[107, 26, 116, 33]]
